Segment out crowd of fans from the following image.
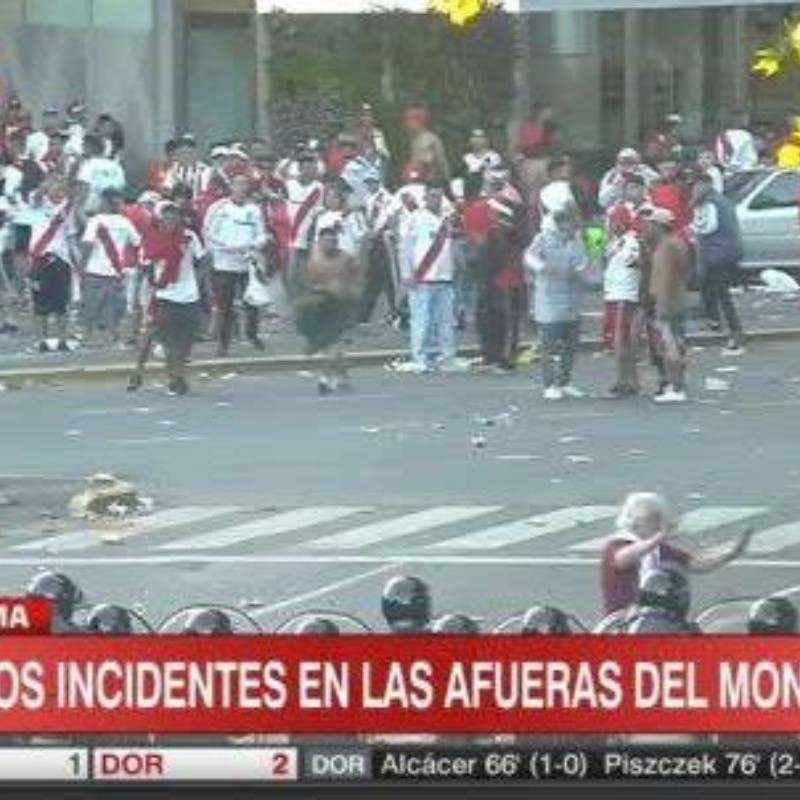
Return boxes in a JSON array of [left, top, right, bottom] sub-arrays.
[[0, 93, 783, 397]]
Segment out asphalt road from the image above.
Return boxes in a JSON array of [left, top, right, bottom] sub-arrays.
[[2, 338, 800, 633]]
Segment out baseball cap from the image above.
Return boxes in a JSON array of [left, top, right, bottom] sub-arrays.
[[643, 205, 675, 226], [229, 143, 250, 160], [617, 147, 640, 163], [210, 145, 231, 159]]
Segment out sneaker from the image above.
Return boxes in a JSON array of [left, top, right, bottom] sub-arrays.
[[543, 386, 564, 401], [722, 339, 745, 356], [317, 377, 334, 396], [392, 361, 430, 374], [654, 387, 687, 404], [561, 385, 585, 399], [167, 377, 189, 396], [37, 340, 49, 353], [706, 321, 722, 333], [127, 373, 143, 392], [57, 339, 70, 353]]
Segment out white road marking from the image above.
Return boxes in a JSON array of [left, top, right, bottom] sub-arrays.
[[251, 564, 401, 615], [748, 522, 800, 554], [112, 435, 206, 446], [568, 507, 767, 553], [429, 506, 617, 551], [13, 506, 242, 553], [159, 507, 370, 551], [0, 554, 787, 568], [302, 506, 502, 550]]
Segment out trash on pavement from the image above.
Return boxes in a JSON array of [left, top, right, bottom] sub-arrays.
[[68, 473, 150, 520], [704, 377, 730, 392], [566, 455, 594, 465], [471, 435, 487, 449], [360, 426, 381, 434], [64, 430, 83, 438], [558, 435, 584, 444], [715, 366, 739, 374]]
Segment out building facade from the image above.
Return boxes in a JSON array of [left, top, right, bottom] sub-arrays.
[[0, 0, 797, 178]]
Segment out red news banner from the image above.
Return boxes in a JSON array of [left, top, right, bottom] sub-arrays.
[[4, 598, 800, 734]]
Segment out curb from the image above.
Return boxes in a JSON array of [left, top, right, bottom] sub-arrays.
[[0, 328, 798, 390]]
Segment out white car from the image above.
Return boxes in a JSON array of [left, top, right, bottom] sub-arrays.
[[725, 168, 800, 271]]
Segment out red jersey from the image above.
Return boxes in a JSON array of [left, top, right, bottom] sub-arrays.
[[649, 183, 691, 238], [606, 201, 647, 237], [461, 198, 492, 244]]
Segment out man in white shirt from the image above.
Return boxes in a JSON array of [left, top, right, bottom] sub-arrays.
[[129, 202, 205, 395], [284, 153, 324, 295], [80, 187, 141, 344], [539, 156, 579, 219], [162, 134, 211, 199], [714, 117, 759, 173], [27, 175, 76, 352], [598, 148, 659, 210], [359, 170, 396, 324], [76, 134, 126, 215], [25, 109, 61, 166], [203, 173, 268, 356], [397, 184, 464, 373], [462, 128, 502, 181]]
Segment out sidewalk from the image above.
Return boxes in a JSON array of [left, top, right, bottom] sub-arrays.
[[0, 289, 796, 386]]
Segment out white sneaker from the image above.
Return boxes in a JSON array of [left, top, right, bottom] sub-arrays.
[[391, 361, 430, 374], [543, 386, 564, 401], [654, 387, 688, 404], [561, 385, 585, 399]]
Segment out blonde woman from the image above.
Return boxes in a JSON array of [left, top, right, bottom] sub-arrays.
[[600, 492, 754, 615]]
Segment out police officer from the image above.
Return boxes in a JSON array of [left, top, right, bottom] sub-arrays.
[[27, 571, 83, 633], [520, 605, 572, 634], [431, 614, 480, 634], [182, 608, 234, 635], [624, 568, 698, 634], [747, 596, 798, 635], [381, 575, 431, 633], [86, 604, 134, 635], [295, 616, 340, 635]]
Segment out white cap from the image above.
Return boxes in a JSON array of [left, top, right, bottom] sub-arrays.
[[229, 144, 250, 161], [211, 145, 231, 159], [617, 147, 640, 162], [646, 205, 675, 226]]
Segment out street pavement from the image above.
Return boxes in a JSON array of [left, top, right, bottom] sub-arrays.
[[0, 287, 796, 374], [2, 336, 800, 634]]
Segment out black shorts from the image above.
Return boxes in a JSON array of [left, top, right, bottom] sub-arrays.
[[295, 292, 357, 355], [30, 255, 72, 316]]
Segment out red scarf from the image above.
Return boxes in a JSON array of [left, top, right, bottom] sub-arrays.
[[144, 226, 186, 289]]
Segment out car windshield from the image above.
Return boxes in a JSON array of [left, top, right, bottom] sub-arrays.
[[724, 170, 768, 203]]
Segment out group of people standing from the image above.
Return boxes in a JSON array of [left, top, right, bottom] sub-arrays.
[[0, 94, 752, 399]]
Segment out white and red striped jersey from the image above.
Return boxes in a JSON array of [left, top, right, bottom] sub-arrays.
[[285, 179, 324, 251], [27, 198, 76, 264], [404, 208, 456, 283], [81, 213, 141, 277], [162, 161, 212, 198]]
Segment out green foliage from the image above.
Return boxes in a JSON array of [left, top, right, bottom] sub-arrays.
[[265, 10, 513, 165]]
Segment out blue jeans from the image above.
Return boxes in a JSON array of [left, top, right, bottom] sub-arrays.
[[407, 283, 457, 368]]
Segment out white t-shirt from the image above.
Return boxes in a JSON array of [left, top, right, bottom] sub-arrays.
[[203, 198, 267, 273], [27, 199, 75, 263], [540, 180, 577, 216], [25, 130, 50, 163], [603, 232, 641, 303], [155, 230, 204, 304], [82, 213, 141, 277], [77, 157, 126, 212]]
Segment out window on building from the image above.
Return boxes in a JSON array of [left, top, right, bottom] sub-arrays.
[[91, 0, 153, 30], [750, 172, 800, 210], [25, 0, 90, 26]]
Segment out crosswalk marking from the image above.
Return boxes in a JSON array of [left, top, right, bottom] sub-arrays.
[[303, 507, 502, 550], [748, 522, 800, 554], [568, 506, 767, 553], [12, 507, 241, 554], [428, 506, 617, 551], [159, 507, 369, 551]]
